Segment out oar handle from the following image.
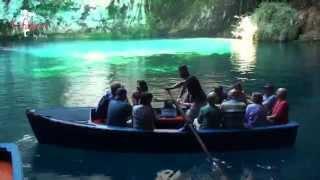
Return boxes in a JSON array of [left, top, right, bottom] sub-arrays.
[[165, 89, 220, 167]]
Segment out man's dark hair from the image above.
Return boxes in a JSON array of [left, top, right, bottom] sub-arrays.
[[137, 80, 148, 92], [140, 93, 153, 105], [233, 82, 243, 91], [228, 89, 238, 99], [115, 88, 127, 100], [178, 65, 190, 78], [214, 86, 223, 95], [111, 83, 122, 96], [252, 92, 263, 104], [264, 83, 274, 93]]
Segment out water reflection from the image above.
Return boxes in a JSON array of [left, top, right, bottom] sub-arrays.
[[27, 144, 296, 180], [1, 39, 320, 179], [62, 63, 112, 107], [230, 40, 257, 76]]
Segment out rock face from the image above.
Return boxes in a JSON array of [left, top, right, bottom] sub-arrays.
[[148, 0, 251, 37], [298, 6, 320, 41], [0, 0, 319, 41], [0, 0, 257, 39], [0, 0, 149, 38]]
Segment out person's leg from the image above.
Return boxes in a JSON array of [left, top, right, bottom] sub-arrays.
[[186, 102, 204, 122], [193, 118, 201, 129]]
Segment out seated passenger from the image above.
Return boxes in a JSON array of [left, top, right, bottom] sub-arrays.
[[262, 83, 277, 114], [132, 80, 149, 105], [232, 82, 247, 103], [214, 86, 227, 104], [195, 92, 222, 129], [107, 88, 132, 127], [160, 100, 177, 118], [220, 89, 246, 128], [95, 83, 122, 121], [132, 93, 156, 130], [267, 88, 289, 124], [244, 92, 269, 128]]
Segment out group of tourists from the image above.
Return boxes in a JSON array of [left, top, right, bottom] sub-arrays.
[[94, 80, 156, 130], [94, 65, 289, 131]]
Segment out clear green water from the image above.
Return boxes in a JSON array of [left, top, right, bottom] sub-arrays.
[[0, 38, 320, 179]]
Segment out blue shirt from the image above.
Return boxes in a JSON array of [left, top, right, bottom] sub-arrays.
[[107, 100, 132, 127], [244, 104, 268, 128], [132, 105, 156, 130], [263, 95, 276, 113]]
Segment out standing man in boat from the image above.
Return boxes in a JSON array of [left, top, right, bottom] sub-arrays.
[[165, 65, 207, 122]]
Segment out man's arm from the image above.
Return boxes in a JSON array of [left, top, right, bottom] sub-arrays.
[[267, 102, 288, 122], [267, 114, 276, 122], [197, 109, 204, 124], [165, 81, 185, 91], [165, 80, 187, 100], [178, 86, 186, 99]]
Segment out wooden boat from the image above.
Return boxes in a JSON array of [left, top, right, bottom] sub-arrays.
[[26, 107, 299, 152], [0, 144, 23, 180]]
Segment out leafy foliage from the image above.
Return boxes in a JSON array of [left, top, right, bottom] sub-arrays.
[[252, 2, 299, 41], [28, 0, 75, 17]]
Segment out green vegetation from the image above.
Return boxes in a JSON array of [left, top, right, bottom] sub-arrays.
[[27, 0, 75, 17], [253, 2, 299, 41], [0, 0, 316, 41], [233, 2, 299, 41]]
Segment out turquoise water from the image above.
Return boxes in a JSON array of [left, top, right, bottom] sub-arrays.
[[0, 38, 320, 179]]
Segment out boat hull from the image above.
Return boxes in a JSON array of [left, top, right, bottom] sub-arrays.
[[26, 107, 299, 152], [0, 144, 23, 180]]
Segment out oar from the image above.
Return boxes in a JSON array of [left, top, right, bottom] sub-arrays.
[[165, 89, 223, 172]]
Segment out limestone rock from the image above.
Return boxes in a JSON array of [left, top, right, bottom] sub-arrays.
[[298, 6, 320, 41]]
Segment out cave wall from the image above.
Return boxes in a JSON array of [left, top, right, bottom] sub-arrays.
[[0, 0, 318, 40], [0, 0, 149, 38], [0, 0, 260, 38]]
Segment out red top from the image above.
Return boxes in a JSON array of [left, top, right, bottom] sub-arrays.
[[272, 99, 289, 124]]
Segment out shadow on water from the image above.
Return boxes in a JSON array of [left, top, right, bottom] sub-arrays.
[[28, 144, 298, 180]]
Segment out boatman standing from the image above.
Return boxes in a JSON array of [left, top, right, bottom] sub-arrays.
[[165, 65, 207, 122]]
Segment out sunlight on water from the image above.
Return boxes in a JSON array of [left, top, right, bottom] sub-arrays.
[[231, 40, 257, 74], [1, 38, 320, 180], [3, 38, 234, 80], [11, 38, 232, 59], [0, 38, 256, 106]]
